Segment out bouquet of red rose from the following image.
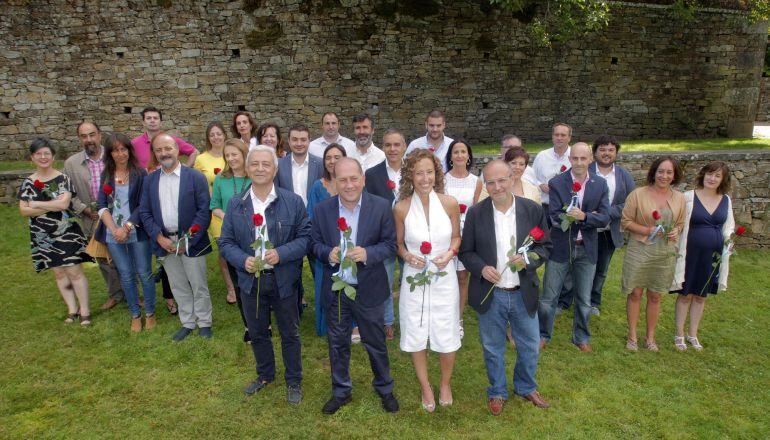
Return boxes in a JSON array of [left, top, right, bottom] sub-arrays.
[[405, 241, 449, 326], [700, 225, 746, 295], [558, 181, 582, 232], [331, 217, 358, 322], [481, 226, 545, 305]]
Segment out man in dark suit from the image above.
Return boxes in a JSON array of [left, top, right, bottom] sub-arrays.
[[460, 160, 552, 415], [539, 142, 610, 352], [310, 157, 399, 415], [138, 132, 213, 342], [364, 128, 407, 340], [219, 145, 311, 405]]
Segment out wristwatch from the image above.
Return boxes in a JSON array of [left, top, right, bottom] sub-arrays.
[[125, 221, 135, 231]]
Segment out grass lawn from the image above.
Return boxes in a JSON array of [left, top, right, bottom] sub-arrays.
[[1, 204, 769, 439], [473, 137, 769, 154]]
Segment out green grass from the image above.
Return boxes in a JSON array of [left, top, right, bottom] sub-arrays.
[[1, 204, 769, 439], [474, 137, 770, 154]]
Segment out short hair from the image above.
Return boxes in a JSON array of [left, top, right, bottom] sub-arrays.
[[322, 143, 347, 181], [552, 122, 572, 136], [321, 112, 339, 123], [76, 120, 100, 135], [503, 146, 529, 165], [592, 135, 621, 154], [334, 157, 364, 177], [352, 113, 373, 126], [288, 123, 310, 137], [230, 111, 257, 139], [141, 106, 162, 120], [426, 110, 445, 121], [246, 144, 279, 167], [501, 134, 521, 145], [646, 156, 683, 186], [205, 120, 227, 151], [446, 139, 474, 171], [696, 161, 731, 194], [220, 138, 249, 178], [482, 159, 513, 182], [382, 128, 406, 145], [150, 131, 177, 150], [29, 137, 56, 157], [103, 132, 140, 182]]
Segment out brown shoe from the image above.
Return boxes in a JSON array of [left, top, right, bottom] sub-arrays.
[[576, 343, 593, 353], [145, 314, 156, 330], [539, 339, 547, 350], [130, 317, 142, 332], [100, 298, 119, 311], [488, 397, 505, 416], [522, 391, 550, 409], [384, 325, 394, 341]]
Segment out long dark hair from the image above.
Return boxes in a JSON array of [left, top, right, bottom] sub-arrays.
[[322, 143, 347, 181], [103, 132, 140, 183]]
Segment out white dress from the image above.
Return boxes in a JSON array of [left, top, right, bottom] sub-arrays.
[[399, 191, 461, 353], [445, 172, 478, 271]]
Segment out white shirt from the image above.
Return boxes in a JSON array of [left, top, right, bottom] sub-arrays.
[[493, 198, 520, 288], [250, 185, 277, 269], [596, 164, 616, 232], [532, 146, 571, 205], [245, 137, 258, 151], [386, 162, 402, 201], [158, 162, 182, 232], [522, 166, 538, 186], [291, 154, 310, 206], [347, 143, 386, 172], [405, 134, 454, 172], [308, 135, 356, 158]]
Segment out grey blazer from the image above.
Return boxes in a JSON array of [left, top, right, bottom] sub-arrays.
[[63, 149, 101, 236], [274, 153, 324, 203]]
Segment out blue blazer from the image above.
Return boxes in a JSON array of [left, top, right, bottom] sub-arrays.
[[547, 170, 610, 264], [310, 192, 396, 308], [138, 165, 212, 257], [95, 169, 149, 243], [219, 186, 311, 299], [588, 162, 636, 248], [275, 154, 324, 203], [364, 161, 395, 205]]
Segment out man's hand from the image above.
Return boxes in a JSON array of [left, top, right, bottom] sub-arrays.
[[83, 207, 99, 221], [539, 184, 550, 194], [157, 234, 176, 254], [348, 246, 367, 264], [264, 249, 280, 265], [482, 265, 501, 284], [329, 246, 341, 264], [567, 207, 586, 221], [245, 256, 256, 272], [508, 253, 525, 270]]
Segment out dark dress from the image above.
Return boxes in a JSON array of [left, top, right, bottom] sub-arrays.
[[17, 174, 92, 272], [676, 193, 729, 297]]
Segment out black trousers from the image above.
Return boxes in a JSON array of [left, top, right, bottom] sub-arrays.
[[226, 262, 248, 329]]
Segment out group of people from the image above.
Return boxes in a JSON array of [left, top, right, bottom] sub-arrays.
[[18, 108, 739, 416]]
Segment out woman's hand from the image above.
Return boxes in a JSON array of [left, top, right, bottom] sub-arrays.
[[112, 226, 128, 243], [405, 252, 426, 269], [431, 251, 454, 271], [666, 227, 679, 241]]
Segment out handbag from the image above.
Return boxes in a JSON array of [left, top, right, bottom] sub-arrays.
[[85, 218, 112, 262]]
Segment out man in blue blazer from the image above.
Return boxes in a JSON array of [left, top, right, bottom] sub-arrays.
[[310, 158, 399, 415], [219, 146, 311, 405], [539, 143, 610, 352], [138, 133, 213, 342]]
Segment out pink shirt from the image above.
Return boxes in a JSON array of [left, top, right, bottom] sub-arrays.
[[131, 132, 198, 169]]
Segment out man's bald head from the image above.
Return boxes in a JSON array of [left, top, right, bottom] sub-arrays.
[[570, 142, 591, 158], [152, 132, 180, 171], [482, 159, 512, 181]]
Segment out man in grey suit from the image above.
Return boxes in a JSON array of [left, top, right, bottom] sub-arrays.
[[460, 160, 552, 415]]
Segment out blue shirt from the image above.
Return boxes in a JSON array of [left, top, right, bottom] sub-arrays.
[[106, 182, 137, 244], [337, 196, 362, 284]]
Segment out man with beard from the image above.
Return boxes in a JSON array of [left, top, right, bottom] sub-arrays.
[[346, 113, 385, 172], [405, 110, 454, 172], [64, 121, 124, 310], [139, 133, 213, 342], [308, 112, 356, 159], [131, 106, 198, 169]]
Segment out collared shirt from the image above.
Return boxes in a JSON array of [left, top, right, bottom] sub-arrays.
[[405, 134, 455, 172], [337, 196, 362, 284], [347, 143, 385, 172], [532, 146, 571, 204], [596, 164, 616, 231], [386, 162, 402, 201], [291, 154, 310, 206], [158, 162, 182, 233], [571, 171, 590, 240], [493, 198, 520, 288], [250, 184, 277, 269], [308, 135, 356, 158], [84, 147, 105, 201], [131, 132, 198, 169]]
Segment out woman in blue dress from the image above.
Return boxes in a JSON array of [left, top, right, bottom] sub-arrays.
[[671, 161, 735, 351]]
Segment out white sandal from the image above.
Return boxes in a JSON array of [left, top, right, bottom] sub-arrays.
[[686, 335, 703, 351], [674, 336, 687, 351]]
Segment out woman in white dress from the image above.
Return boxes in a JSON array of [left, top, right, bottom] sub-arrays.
[[443, 139, 482, 338], [393, 149, 462, 412]]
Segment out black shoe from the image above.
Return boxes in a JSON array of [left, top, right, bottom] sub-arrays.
[[321, 395, 352, 414], [287, 385, 303, 405], [198, 327, 212, 338], [380, 392, 399, 413], [172, 327, 193, 342], [243, 329, 251, 343], [244, 380, 269, 395]]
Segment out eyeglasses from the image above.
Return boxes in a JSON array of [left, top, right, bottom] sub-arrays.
[[484, 177, 510, 187], [33, 151, 53, 158]]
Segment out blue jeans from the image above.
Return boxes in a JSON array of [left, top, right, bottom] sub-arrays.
[[477, 288, 540, 399], [107, 240, 156, 317], [539, 245, 596, 345], [590, 231, 616, 307], [383, 257, 396, 326]]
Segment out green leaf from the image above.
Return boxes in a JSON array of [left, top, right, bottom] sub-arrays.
[[410, 284, 416, 292], [437, 271, 447, 277], [344, 285, 356, 300], [332, 280, 346, 291], [406, 275, 414, 284], [528, 252, 540, 261], [510, 236, 517, 247]]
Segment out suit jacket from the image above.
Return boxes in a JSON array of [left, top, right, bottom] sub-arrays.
[[63, 149, 101, 236], [310, 192, 396, 308], [459, 196, 552, 315], [547, 170, 610, 264], [219, 186, 311, 299], [364, 161, 395, 205], [588, 162, 635, 248], [138, 165, 212, 257], [95, 169, 149, 243], [275, 153, 324, 202]]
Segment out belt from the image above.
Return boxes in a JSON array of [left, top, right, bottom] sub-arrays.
[[261, 269, 275, 274], [575, 239, 584, 246], [498, 285, 520, 292]]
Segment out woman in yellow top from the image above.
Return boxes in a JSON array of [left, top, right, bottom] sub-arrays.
[[620, 156, 686, 352]]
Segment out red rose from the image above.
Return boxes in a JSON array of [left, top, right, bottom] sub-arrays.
[[253, 213, 264, 226], [428, 147, 435, 153], [419, 241, 432, 255], [572, 181, 582, 193], [337, 217, 349, 231], [387, 179, 396, 190], [103, 184, 113, 196], [459, 203, 467, 214], [189, 224, 201, 234], [560, 165, 567, 172], [33, 179, 45, 189], [652, 210, 661, 220], [530, 226, 545, 241], [214, 168, 222, 175], [735, 226, 746, 236]]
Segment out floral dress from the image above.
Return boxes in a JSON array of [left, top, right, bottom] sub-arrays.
[[17, 174, 91, 272]]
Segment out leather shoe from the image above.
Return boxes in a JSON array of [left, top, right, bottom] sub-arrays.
[[488, 397, 505, 416], [130, 317, 142, 332], [244, 379, 269, 395], [322, 395, 352, 414], [145, 314, 156, 330], [100, 298, 119, 311], [522, 391, 550, 409], [172, 327, 193, 342], [380, 392, 399, 413], [539, 339, 547, 350], [198, 327, 213, 339], [576, 343, 593, 352], [384, 325, 394, 341], [287, 385, 303, 405]]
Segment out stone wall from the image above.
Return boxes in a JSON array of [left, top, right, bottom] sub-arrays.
[[757, 76, 770, 122], [0, 1, 767, 160]]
